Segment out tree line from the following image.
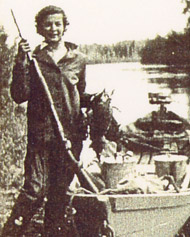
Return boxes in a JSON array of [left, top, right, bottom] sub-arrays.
[[79, 40, 144, 64], [140, 30, 190, 65], [79, 30, 190, 66]]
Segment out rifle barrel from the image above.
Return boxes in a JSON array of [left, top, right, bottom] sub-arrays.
[[11, 9, 22, 38]]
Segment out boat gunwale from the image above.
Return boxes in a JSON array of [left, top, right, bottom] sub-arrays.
[[67, 188, 190, 198]]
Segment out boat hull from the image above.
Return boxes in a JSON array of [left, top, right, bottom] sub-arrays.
[[68, 191, 190, 237]]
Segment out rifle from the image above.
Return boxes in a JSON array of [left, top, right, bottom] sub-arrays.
[[11, 9, 103, 194]]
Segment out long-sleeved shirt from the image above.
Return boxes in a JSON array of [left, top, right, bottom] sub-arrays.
[[11, 41, 88, 146]]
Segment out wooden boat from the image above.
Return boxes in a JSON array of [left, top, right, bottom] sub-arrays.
[[68, 190, 190, 236], [122, 93, 190, 156], [66, 92, 190, 236], [67, 163, 190, 237]]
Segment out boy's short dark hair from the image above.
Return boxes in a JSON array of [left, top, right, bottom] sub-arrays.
[[35, 5, 69, 35]]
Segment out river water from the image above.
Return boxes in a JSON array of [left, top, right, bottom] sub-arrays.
[[85, 62, 190, 126]]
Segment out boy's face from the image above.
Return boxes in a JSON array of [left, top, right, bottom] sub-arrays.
[[40, 13, 65, 43]]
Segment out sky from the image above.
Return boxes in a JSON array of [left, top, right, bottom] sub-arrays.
[[0, 0, 188, 48]]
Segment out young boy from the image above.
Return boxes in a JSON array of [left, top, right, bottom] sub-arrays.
[[2, 5, 89, 237]]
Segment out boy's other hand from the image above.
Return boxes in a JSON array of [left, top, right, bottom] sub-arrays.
[[17, 39, 31, 64], [19, 39, 31, 54]]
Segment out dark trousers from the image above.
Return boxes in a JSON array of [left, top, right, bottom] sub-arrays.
[[1, 140, 82, 237]]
